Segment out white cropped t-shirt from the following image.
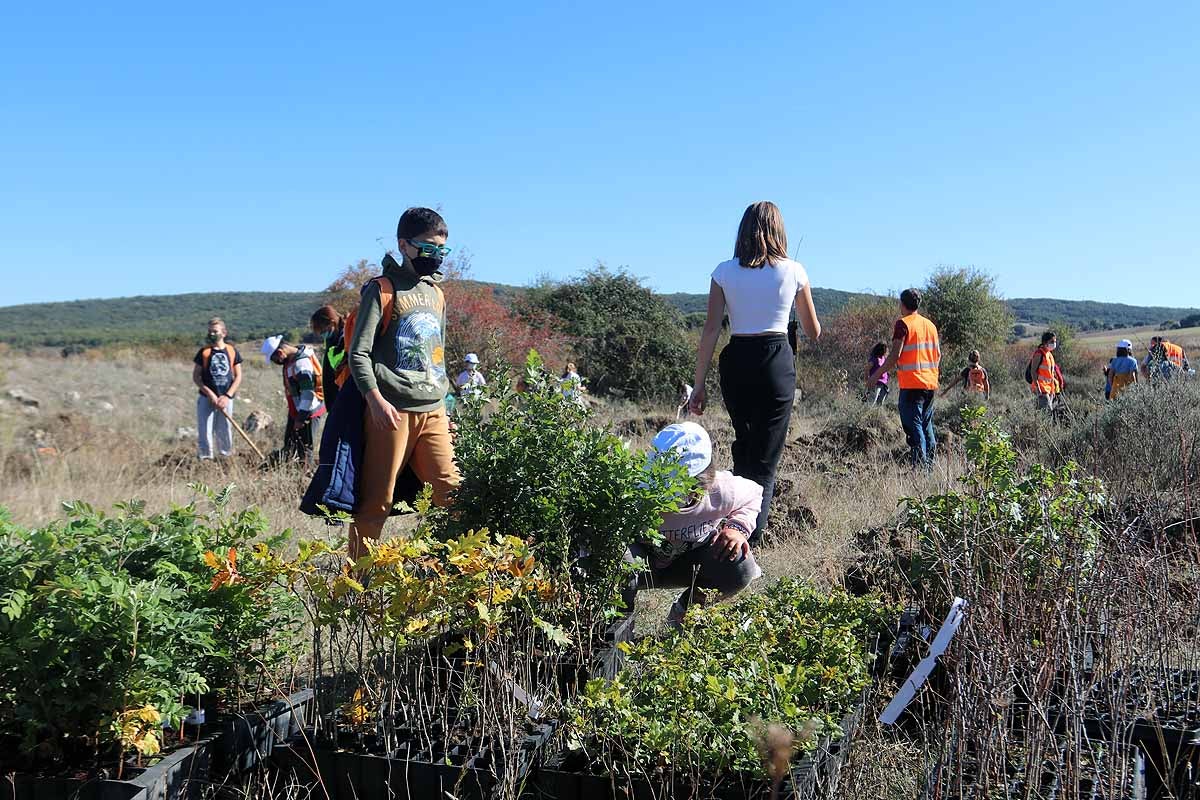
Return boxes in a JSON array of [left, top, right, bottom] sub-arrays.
[[711, 258, 809, 335]]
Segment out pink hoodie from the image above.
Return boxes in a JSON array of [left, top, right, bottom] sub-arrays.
[[647, 471, 763, 568]]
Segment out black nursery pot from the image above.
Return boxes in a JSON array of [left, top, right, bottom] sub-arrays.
[[0, 734, 219, 800], [531, 687, 869, 800], [210, 687, 314, 774], [271, 720, 557, 800]]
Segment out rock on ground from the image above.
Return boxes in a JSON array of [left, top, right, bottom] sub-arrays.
[[245, 410, 273, 432], [5, 388, 40, 407]]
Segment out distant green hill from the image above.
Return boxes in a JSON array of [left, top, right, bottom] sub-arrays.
[[1008, 298, 1200, 330], [1, 287, 1196, 348], [0, 291, 327, 348]]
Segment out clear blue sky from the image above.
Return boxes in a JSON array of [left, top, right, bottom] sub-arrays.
[[2, 2, 1198, 308]]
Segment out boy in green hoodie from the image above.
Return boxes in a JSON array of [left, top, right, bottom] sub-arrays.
[[348, 207, 460, 558]]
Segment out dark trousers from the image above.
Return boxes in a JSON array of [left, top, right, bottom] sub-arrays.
[[719, 334, 795, 543], [898, 388, 937, 467]]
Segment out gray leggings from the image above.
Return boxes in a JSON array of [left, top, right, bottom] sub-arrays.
[[622, 540, 761, 613]]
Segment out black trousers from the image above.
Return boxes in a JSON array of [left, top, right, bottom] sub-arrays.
[[719, 334, 796, 542]]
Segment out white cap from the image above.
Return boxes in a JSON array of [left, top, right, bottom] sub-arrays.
[[261, 335, 284, 362], [1118, 339, 1133, 349], [648, 422, 713, 477], [464, 353, 480, 365]]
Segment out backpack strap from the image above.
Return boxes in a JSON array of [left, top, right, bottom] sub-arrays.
[[375, 276, 395, 334]]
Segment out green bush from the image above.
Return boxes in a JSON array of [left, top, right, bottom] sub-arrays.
[[569, 579, 888, 778], [0, 492, 302, 761], [903, 407, 1106, 611], [523, 267, 691, 403], [445, 351, 688, 617], [922, 267, 1014, 372]]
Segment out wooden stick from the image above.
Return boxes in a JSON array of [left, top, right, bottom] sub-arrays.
[[220, 406, 267, 462]]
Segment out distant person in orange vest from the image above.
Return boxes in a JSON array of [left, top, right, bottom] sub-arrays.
[[262, 334, 326, 466], [1027, 331, 1061, 412], [867, 288, 941, 468], [192, 317, 243, 460], [1104, 339, 1139, 400], [940, 350, 991, 400], [1143, 336, 1189, 381]]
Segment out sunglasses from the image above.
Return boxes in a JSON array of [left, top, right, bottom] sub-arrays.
[[407, 239, 452, 258]]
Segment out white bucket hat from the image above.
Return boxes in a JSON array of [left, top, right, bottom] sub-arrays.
[[261, 335, 284, 362], [1117, 339, 1133, 349], [648, 422, 713, 478], [464, 353, 480, 365]]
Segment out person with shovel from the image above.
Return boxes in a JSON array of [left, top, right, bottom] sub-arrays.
[[262, 334, 326, 466], [192, 317, 243, 460]]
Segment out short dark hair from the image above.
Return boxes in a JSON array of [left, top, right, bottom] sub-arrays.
[[1041, 330, 1057, 345], [900, 288, 921, 312], [870, 342, 888, 359], [397, 207, 448, 241], [1117, 346, 1131, 358]]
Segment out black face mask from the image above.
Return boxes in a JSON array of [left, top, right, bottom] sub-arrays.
[[411, 253, 444, 276]]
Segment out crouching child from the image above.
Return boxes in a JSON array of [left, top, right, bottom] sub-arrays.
[[623, 422, 763, 625]]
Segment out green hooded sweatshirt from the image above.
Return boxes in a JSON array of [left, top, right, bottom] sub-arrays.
[[348, 252, 448, 413]]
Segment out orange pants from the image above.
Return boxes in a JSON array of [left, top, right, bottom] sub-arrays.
[[349, 406, 459, 558]]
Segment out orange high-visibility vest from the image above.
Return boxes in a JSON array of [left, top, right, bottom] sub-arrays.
[[1110, 370, 1135, 400], [1032, 346, 1059, 394], [1163, 341, 1185, 369], [283, 351, 325, 417], [967, 365, 987, 393], [896, 313, 941, 390]]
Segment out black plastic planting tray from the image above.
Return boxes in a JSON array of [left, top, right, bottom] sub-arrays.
[[1, 689, 314, 800], [530, 686, 869, 800]]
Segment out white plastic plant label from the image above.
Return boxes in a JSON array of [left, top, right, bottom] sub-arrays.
[[879, 597, 968, 725]]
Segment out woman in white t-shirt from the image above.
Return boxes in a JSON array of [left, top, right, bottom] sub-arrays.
[[689, 201, 821, 544]]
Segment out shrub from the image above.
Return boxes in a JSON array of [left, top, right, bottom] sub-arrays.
[[569, 579, 889, 779], [922, 267, 1014, 372], [0, 493, 303, 765], [523, 266, 691, 403], [799, 296, 896, 397], [442, 281, 571, 373], [903, 407, 1106, 612], [444, 352, 688, 619]]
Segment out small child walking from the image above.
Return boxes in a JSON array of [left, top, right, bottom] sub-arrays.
[[867, 342, 889, 405], [940, 350, 991, 400], [623, 422, 763, 625]]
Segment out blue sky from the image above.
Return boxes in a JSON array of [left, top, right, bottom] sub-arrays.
[[2, 2, 1197, 308]]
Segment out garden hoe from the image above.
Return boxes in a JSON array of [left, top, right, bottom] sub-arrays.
[[220, 407, 267, 462]]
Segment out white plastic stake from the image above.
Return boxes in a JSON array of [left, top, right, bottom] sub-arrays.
[[880, 597, 968, 725]]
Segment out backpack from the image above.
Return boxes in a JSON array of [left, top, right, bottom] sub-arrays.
[[334, 277, 395, 389], [967, 365, 987, 392], [200, 343, 236, 371], [1025, 350, 1041, 385]]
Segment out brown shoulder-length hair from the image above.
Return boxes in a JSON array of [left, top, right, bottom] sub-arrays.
[[733, 201, 789, 268], [310, 305, 342, 331]]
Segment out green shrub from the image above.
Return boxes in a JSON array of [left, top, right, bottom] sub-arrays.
[[922, 267, 1014, 374], [903, 407, 1106, 612], [0, 492, 303, 761], [445, 351, 688, 617], [523, 267, 691, 403], [569, 579, 888, 778]]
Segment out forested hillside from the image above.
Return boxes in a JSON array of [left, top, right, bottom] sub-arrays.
[[2, 286, 1196, 348], [0, 291, 327, 347]]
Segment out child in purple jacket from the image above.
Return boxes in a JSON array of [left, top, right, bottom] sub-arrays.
[[867, 342, 889, 405], [623, 422, 763, 624]]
